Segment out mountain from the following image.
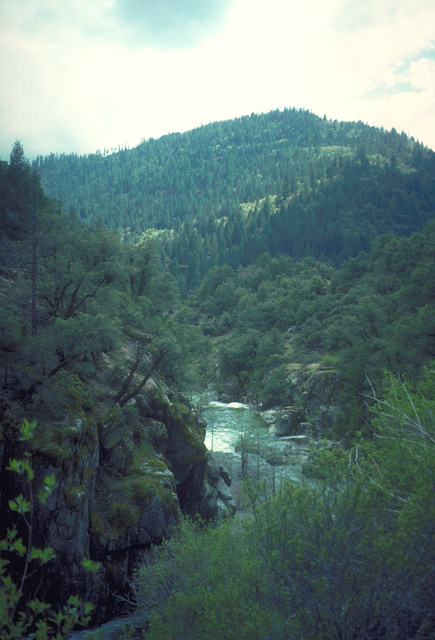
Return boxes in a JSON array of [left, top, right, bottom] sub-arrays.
[[1, 113, 435, 637], [36, 108, 435, 294]]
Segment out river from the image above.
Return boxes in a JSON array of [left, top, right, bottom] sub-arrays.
[[196, 397, 310, 497]]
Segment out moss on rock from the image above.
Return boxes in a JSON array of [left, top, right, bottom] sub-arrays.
[[65, 484, 87, 509], [108, 502, 137, 538]]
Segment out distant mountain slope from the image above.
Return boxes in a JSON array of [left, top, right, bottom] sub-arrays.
[[36, 108, 435, 292]]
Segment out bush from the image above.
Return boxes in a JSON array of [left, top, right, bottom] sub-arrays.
[[260, 364, 289, 408], [130, 516, 284, 639]]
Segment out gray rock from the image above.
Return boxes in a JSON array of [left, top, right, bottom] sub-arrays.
[[296, 422, 313, 435], [67, 614, 147, 640], [1, 338, 223, 628], [261, 409, 279, 424], [216, 476, 233, 503], [144, 418, 168, 453], [275, 409, 303, 436], [216, 496, 236, 517], [99, 421, 125, 450], [219, 464, 231, 487], [207, 454, 232, 487], [285, 326, 298, 339], [135, 494, 177, 545]]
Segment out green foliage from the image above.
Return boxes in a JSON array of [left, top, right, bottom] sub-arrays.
[[218, 328, 259, 380], [190, 222, 434, 417], [248, 369, 435, 639], [1, 117, 434, 638], [0, 143, 198, 431], [130, 517, 282, 640], [0, 419, 97, 640], [365, 364, 435, 497], [109, 502, 137, 537], [259, 364, 289, 408]]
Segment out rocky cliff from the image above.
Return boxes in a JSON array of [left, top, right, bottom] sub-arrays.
[[0, 335, 233, 624]]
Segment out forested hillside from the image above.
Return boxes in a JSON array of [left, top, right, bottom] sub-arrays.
[[33, 107, 435, 433], [186, 225, 434, 437], [37, 108, 435, 294], [1, 108, 435, 638], [0, 143, 206, 423]]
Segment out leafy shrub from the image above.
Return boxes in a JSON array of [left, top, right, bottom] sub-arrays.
[[259, 364, 289, 408], [247, 366, 435, 639], [130, 516, 283, 639]]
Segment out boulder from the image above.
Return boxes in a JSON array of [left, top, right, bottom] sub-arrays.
[[275, 409, 304, 436], [202, 453, 235, 518], [143, 418, 168, 453], [216, 476, 233, 503], [261, 409, 280, 425], [199, 482, 219, 520], [282, 367, 343, 435], [206, 454, 232, 487]]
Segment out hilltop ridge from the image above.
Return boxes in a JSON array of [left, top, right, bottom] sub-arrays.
[[36, 108, 435, 294]]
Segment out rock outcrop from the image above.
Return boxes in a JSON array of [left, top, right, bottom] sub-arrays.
[[271, 365, 342, 437], [201, 454, 236, 518], [0, 337, 230, 624]]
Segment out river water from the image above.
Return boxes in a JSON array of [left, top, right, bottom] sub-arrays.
[[196, 398, 310, 493]]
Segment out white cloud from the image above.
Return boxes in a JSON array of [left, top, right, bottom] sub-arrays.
[[0, 0, 434, 161]]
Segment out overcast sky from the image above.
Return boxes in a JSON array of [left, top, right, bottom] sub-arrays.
[[1, 0, 434, 161]]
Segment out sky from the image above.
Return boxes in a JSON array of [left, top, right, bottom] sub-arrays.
[[1, 0, 435, 161]]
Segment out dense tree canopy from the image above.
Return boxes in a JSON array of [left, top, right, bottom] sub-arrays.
[[0, 145, 205, 428], [187, 222, 435, 433], [3, 122, 435, 436], [36, 109, 435, 294]]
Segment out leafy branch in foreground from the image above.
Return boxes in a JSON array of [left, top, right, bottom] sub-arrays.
[[0, 419, 100, 640]]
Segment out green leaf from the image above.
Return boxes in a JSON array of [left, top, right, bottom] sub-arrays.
[[6, 458, 34, 481], [84, 602, 95, 614], [67, 594, 81, 608], [37, 475, 56, 504], [29, 547, 56, 564], [6, 458, 20, 472], [19, 418, 37, 441], [12, 538, 27, 556], [8, 494, 31, 514], [29, 599, 51, 614], [44, 473, 56, 488], [81, 558, 101, 573], [35, 619, 50, 640]]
